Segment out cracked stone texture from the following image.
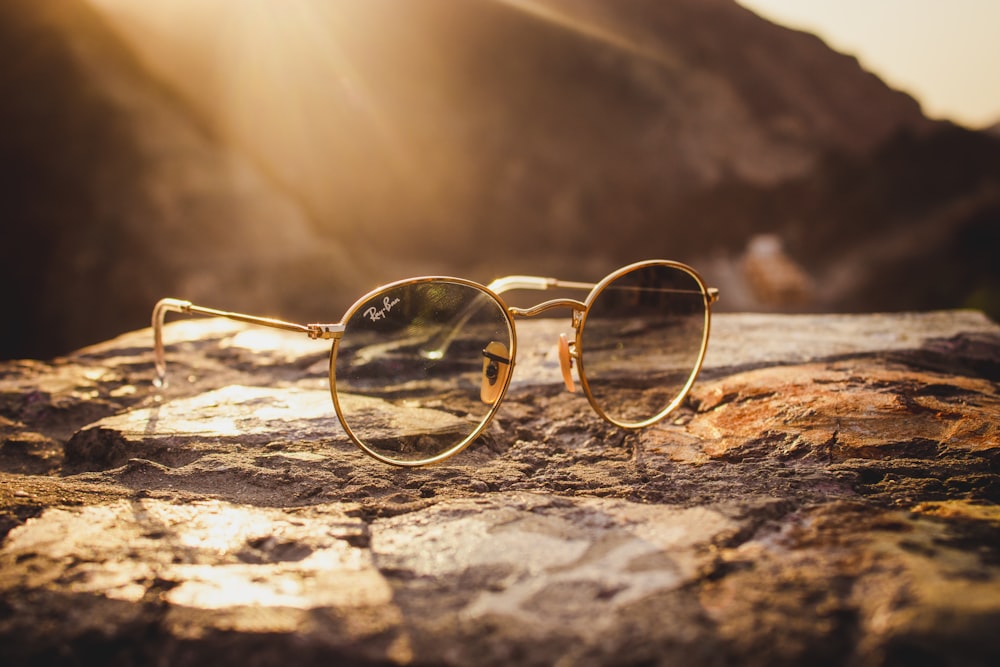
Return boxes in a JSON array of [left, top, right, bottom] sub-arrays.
[[1, 311, 999, 666]]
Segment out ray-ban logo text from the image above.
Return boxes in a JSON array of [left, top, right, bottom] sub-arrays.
[[364, 296, 401, 322]]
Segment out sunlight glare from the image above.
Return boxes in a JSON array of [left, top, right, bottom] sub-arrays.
[[87, 0, 420, 206], [493, 0, 678, 69]]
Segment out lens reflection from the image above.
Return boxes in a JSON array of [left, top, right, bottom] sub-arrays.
[[579, 263, 707, 427], [331, 280, 513, 464]]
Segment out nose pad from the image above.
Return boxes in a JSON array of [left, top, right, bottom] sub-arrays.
[[481, 341, 511, 404], [558, 333, 577, 393]]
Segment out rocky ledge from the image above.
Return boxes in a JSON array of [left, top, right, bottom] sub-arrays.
[[1, 311, 998, 666]]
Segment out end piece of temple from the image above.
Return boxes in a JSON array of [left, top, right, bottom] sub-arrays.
[[487, 275, 554, 295], [487, 275, 595, 295], [151, 298, 194, 387]]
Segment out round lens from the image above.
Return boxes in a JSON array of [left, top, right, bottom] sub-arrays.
[[577, 262, 709, 427], [331, 280, 514, 465]]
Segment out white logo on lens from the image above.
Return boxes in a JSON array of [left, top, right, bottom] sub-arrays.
[[364, 295, 401, 322]]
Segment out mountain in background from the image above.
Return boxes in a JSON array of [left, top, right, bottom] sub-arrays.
[[1, 0, 997, 359], [0, 0, 367, 359], [90, 0, 934, 268]]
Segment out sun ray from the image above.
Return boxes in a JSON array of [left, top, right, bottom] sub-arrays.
[[490, 0, 680, 70]]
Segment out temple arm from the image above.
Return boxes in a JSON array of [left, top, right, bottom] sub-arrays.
[[487, 275, 719, 303], [151, 298, 343, 386]]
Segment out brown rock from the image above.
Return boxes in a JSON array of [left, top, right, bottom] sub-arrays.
[[1, 311, 998, 665]]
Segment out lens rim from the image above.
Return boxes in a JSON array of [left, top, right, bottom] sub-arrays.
[[328, 276, 517, 467], [575, 260, 712, 429]]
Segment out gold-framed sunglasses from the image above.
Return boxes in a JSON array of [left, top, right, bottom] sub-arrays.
[[153, 260, 719, 467]]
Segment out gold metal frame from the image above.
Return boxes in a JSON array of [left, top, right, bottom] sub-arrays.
[[152, 259, 719, 466], [573, 260, 716, 429], [327, 276, 518, 467]]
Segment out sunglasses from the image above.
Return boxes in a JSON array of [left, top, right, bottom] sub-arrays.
[[152, 260, 719, 466]]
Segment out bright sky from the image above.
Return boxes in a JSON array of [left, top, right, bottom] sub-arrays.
[[737, 0, 1000, 128]]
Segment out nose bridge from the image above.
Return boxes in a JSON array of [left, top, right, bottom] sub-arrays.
[[508, 298, 586, 319], [509, 298, 585, 396]]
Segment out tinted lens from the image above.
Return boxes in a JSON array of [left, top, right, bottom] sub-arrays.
[[332, 280, 513, 464], [579, 263, 708, 427]]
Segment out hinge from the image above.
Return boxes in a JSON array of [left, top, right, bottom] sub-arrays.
[[307, 324, 344, 340]]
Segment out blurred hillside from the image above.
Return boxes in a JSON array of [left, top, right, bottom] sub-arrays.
[[0, 0, 368, 360], [2, 0, 998, 359]]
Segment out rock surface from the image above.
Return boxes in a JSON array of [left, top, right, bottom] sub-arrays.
[[1, 311, 999, 665]]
